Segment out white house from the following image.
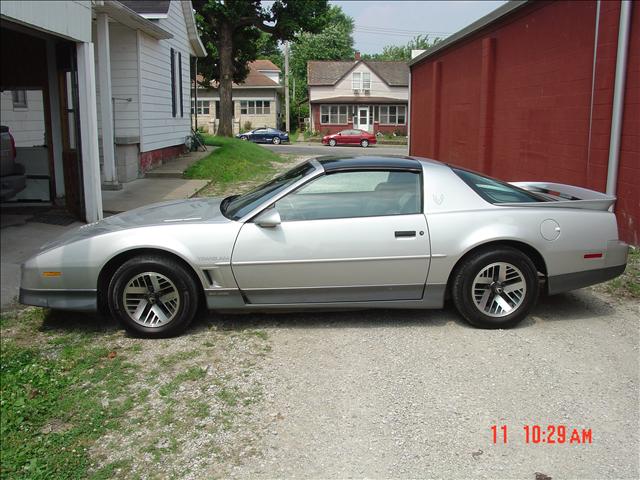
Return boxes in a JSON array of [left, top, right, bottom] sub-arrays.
[[193, 60, 283, 135], [0, 0, 206, 223], [308, 53, 409, 135]]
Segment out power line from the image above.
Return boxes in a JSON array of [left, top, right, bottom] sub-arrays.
[[354, 24, 452, 35]]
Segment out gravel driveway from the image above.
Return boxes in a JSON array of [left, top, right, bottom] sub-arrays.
[[229, 289, 639, 479]]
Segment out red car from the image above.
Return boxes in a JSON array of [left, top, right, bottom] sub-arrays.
[[322, 129, 377, 148]]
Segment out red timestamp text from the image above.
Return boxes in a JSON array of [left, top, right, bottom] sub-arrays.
[[491, 424, 593, 445]]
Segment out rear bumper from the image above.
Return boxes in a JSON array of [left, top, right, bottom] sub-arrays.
[[19, 288, 98, 311], [547, 240, 629, 294]]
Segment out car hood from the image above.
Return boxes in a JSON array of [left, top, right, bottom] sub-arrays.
[[40, 197, 230, 251]]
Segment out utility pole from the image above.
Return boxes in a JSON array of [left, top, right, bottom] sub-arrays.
[[284, 40, 290, 133]]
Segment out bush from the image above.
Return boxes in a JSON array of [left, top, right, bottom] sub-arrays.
[[242, 121, 252, 132]]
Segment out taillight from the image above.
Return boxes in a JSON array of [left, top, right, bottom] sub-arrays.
[[9, 132, 16, 159]]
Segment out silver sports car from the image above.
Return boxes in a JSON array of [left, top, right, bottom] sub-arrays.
[[20, 156, 628, 337]]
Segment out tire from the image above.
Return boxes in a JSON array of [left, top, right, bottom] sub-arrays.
[[360, 139, 369, 148], [108, 255, 200, 338], [329, 139, 337, 147], [240, 136, 248, 141], [272, 136, 281, 145], [451, 246, 539, 329]]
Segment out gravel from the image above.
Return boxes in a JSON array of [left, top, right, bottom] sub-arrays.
[[229, 289, 639, 479]]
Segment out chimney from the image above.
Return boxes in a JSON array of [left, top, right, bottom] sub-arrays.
[[355, 51, 361, 61]]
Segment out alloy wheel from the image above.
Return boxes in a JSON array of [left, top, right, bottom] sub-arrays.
[[122, 272, 180, 327], [471, 262, 527, 317]]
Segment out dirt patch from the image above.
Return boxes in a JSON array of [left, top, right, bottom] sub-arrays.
[[86, 317, 271, 479]]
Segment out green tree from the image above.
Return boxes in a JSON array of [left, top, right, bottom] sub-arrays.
[[194, 0, 328, 136], [289, 5, 354, 126], [363, 34, 441, 62]]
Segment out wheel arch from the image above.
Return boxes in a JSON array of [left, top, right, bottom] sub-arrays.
[[97, 247, 206, 314], [445, 240, 548, 296]]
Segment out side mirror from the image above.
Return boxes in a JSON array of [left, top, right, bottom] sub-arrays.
[[254, 208, 281, 228]]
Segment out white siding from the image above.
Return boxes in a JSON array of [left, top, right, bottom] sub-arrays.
[[94, 23, 140, 140], [0, 1, 91, 42], [139, 0, 195, 152], [0, 90, 46, 147], [309, 64, 408, 102]]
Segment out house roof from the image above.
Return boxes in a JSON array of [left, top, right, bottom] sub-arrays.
[[307, 60, 409, 87], [251, 59, 281, 72], [119, 1, 171, 16], [409, 0, 529, 67], [195, 61, 282, 89]]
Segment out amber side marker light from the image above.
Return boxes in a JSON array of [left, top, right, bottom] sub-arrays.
[[42, 271, 62, 277], [584, 253, 603, 259]]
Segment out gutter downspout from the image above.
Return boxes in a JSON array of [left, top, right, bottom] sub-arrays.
[[605, 0, 632, 201]]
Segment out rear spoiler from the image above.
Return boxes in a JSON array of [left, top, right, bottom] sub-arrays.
[[506, 182, 616, 211]]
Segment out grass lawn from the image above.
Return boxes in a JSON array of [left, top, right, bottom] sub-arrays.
[[184, 135, 288, 185], [598, 246, 640, 299], [0, 308, 270, 479]]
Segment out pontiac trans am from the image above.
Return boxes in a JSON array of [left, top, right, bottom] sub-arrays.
[[20, 156, 628, 337]]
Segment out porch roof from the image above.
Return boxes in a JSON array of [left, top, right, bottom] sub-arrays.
[[93, 1, 173, 40], [310, 96, 408, 104]]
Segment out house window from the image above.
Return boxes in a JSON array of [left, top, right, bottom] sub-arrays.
[[178, 52, 183, 117], [240, 100, 271, 115], [320, 105, 348, 124], [352, 72, 361, 91], [191, 100, 210, 115], [379, 105, 406, 125], [12, 90, 27, 109], [170, 48, 176, 117], [362, 73, 371, 90]]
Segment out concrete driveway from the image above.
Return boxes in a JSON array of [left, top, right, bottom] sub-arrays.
[[1, 218, 82, 308]]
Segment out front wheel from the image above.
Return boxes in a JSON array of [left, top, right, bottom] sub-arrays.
[[360, 139, 369, 148], [108, 255, 200, 338], [240, 136, 248, 141], [451, 247, 539, 329], [329, 139, 337, 147], [272, 136, 281, 145]]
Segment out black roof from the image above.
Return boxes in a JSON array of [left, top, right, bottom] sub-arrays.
[[318, 156, 422, 173], [119, 1, 171, 15]]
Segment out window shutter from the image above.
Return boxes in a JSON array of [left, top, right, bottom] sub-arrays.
[[170, 48, 176, 117], [178, 52, 183, 117]]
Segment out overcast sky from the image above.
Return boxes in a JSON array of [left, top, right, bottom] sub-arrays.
[[331, 0, 506, 54]]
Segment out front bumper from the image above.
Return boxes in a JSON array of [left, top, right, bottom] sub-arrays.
[[19, 288, 98, 311]]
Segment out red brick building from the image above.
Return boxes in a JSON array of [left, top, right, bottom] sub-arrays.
[[409, 0, 639, 244]]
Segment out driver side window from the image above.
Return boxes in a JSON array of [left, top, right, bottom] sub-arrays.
[[275, 170, 421, 221]]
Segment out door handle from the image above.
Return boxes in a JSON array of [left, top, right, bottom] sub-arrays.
[[395, 230, 416, 238]]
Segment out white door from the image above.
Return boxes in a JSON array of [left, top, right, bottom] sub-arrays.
[[357, 107, 370, 132]]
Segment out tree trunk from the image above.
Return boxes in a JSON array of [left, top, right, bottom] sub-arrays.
[[217, 23, 234, 137]]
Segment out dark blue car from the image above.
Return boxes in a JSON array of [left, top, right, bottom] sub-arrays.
[[236, 128, 289, 145]]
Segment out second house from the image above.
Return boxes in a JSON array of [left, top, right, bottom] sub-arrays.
[[308, 54, 409, 136]]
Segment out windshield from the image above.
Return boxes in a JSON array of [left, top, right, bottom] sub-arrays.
[[452, 167, 549, 204], [222, 161, 317, 220]]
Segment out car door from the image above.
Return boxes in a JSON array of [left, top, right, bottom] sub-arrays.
[[252, 128, 267, 143], [261, 128, 274, 143], [231, 169, 430, 304]]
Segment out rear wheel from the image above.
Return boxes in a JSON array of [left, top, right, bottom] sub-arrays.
[[329, 139, 337, 147], [451, 247, 539, 329], [272, 136, 281, 145], [108, 255, 199, 338], [360, 139, 369, 148]]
